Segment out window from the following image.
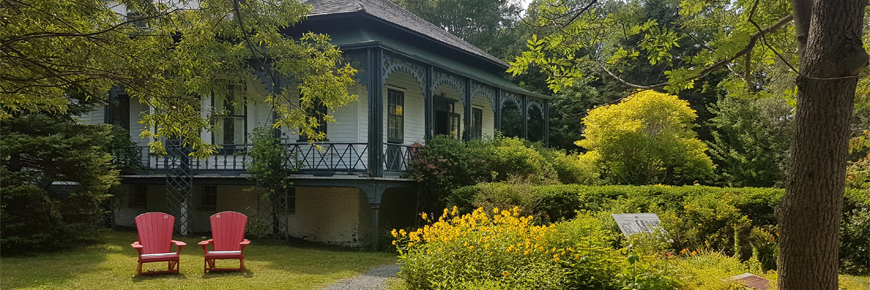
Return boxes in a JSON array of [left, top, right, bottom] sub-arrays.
[[471, 108, 483, 139], [388, 89, 404, 143], [200, 186, 217, 211], [130, 185, 147, 208], [298, 95, 328, 141], [109, 93, 131, 131], [272, 187, 296, 215], [214, 85, 246, 145], [126, 10, 148, 29]]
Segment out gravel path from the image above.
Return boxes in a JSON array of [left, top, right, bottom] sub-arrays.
[[322, 262, 400, 290]]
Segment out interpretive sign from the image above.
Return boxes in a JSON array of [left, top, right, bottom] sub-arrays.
[[723, 273, 771, 290], [612, 213, 663, 237]]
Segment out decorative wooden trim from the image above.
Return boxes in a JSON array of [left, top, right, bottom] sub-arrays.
[[431, 70, 466, 104], [382, 54, 427, 97]]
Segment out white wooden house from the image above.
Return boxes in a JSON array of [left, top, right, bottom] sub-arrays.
[[85, 0, 551, 250]]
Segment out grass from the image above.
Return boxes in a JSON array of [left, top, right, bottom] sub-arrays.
[[1, 231, 396, 289]]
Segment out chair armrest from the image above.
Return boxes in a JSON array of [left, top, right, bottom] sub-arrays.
[[131, 242, 144, 255], [198, 239, 213, 252], [171, 240, 186, 254], [240, 239, 251, 253]]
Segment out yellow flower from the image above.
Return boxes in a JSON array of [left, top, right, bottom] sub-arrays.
[[502, 271, 509, 277], [399, 229, 407, 237], [421, 212, 428, 220], [391, 240, 397, 245], [690, 250, 697, 256], [391, 229, 398, 238], [493, 207, 499, 214], [408, 242, 414, 247]]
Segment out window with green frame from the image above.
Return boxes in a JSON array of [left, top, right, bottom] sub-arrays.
[[388, 89, 404, 143], [471, 107, 483, 139]]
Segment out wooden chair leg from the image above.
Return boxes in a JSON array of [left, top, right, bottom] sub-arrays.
[[137, 261, 142, 275], [240, 258, 244, 271]]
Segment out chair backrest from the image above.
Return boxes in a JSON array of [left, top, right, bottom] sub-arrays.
[[134, 212, 175, 254], [210, 211, 248, 251]]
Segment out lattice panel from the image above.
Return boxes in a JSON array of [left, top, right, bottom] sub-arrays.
[[165, 139, 193, 236]]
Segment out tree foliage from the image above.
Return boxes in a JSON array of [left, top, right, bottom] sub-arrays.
[[0, 100, 119, 254], [390, 0, 525, 60], [707, 93, 793, 187], [1, 0, 357, 157], [577, 90, 713, 185]]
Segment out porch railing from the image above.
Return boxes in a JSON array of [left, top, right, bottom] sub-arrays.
[[121, 142, 416, 175]]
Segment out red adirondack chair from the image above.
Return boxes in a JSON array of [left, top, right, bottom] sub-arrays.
[[131, 212, 187, 275], [198, 211, 251, 273]]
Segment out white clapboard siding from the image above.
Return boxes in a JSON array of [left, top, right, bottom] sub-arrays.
[[129, 100, 151, 147], [79, 107, 105, 125], [471, 94, 496, 138]]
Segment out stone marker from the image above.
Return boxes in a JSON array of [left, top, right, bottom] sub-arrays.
[[723, 273, 771, 290], [611, 213, 662, 237]]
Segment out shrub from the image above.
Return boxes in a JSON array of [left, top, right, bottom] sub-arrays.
[[577, 90, 714, 185], [485, 137, 557, 183], [393, 207, 571, 289], [539, 148, 600, 185], [450, 184, 870, 270], [840, 188, 870, 274], [411, 135, 594, 214]]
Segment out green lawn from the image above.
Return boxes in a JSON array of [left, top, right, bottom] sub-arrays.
[[1, 231, 396, 289]]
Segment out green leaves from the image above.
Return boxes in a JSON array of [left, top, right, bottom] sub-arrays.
[[2, 0, 357, 157], [577, 90, 713, 185]]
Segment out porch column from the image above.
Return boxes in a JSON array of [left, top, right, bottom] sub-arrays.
[[543, 100, 550, 147], [521, 95, 528, 139], [425, 65, 434, 139], [463, 78, 472, 141], [495, 89, 502, 132], [367, 48, 384, 177], [370, 203, 381, 252]]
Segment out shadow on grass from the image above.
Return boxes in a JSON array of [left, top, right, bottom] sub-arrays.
[[0, 233, 124, 289], [201, 268, 255, 279], [131, 273, 190, 282]]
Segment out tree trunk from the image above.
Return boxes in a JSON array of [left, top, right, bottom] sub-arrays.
[[778, 0, 868, 288]]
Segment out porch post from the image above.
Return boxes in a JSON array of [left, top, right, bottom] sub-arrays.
[[425, 65, 434, 139], [543, 100, 550, 147], [368, 48, 384, 177], [463, 78, 472, 141], [495, 89, 502, 133], [521, 95, 528, 139], [370, 203, 381, 252]]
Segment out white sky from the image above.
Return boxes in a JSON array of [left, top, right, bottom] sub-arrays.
[[519, 0, 534, 10]]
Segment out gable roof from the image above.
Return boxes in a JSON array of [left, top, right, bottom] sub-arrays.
[[307, 0, 509, 68]]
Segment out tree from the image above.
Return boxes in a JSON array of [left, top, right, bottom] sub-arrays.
[[576, 90, 713, 185], [1, 0, 357, 157], [707, 94, 794, 187], [391, 0, 524, 61], [0, 99, 118, 254], [511, 0, 868, 286]]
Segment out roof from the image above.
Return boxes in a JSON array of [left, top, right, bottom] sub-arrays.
[[307, 0, 508, 68]]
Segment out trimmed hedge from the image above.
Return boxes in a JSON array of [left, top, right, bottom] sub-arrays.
[[451, 184, 869, 274]]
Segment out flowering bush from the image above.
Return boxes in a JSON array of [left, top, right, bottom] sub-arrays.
[[392, 207, 678, 289], [393, 207, 570, 289]]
